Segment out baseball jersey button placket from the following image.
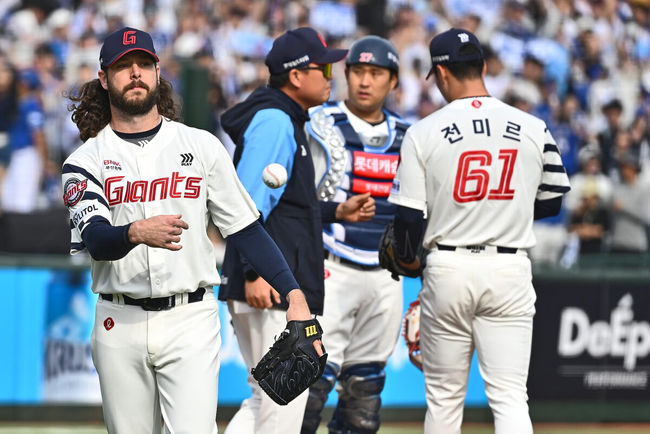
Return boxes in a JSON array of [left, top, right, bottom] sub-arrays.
[[152, 277, 162, 297]]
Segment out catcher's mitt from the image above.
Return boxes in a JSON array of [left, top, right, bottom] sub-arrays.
[[252, 319, 327, 406], [378, 221, 426, 281], [403, 299, 423, 371]]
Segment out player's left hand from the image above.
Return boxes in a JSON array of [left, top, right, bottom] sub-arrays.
[[252, 316, 327, 406], [286, 288, 324, 356], [336, 192, 376, 222]]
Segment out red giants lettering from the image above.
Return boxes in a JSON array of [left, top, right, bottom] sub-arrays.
[[63, 178, 88, 206], [185, 177, 201, 199], [170, 172, 185, 198], [105, 172, 202, 206]]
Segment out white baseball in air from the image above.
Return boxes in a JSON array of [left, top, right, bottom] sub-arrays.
[[262, 163, 288, 189]]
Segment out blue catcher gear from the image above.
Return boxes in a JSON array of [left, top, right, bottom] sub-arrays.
[[301, 362, 339, 434], [328, 363, 386, 434]]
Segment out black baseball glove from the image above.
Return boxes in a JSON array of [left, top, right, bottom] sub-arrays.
[[252, 319, 327, 406], [378, 220, 426, 281]]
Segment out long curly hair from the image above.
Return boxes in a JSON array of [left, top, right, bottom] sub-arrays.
[[68, 76, 178, 142]]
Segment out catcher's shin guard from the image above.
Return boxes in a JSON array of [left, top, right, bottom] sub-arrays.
[[328, 363, 385, 434], [300, 362, 339, 434]]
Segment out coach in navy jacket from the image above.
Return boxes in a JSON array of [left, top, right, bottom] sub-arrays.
[[219, 83, 325, 314]]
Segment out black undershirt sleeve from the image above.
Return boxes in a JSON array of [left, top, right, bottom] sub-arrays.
[[393, 205, 426, 263], [228, 220, 299, 297], [81, 218, 137, 261], [534, 197, 563, 220], [320, 201, 339, 223]]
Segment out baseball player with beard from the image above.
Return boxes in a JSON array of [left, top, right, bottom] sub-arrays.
[[387, 28, 570, 433], [62, 27, 319, 434], [301, 35, 409, 434]]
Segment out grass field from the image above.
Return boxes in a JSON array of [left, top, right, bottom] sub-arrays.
[[1, 423, 650, 433]]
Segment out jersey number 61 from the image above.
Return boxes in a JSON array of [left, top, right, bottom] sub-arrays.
[[453, 149, 518, 203]]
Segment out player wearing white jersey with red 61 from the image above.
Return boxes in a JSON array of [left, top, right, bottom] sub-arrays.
[[62, 27, 319, 434], [387, 29, 570, 434]]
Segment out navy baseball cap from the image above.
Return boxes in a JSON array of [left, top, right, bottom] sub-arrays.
[[265, 27, 347, 76], [99, 27, 159, 69], [426, 28, 484, 79]]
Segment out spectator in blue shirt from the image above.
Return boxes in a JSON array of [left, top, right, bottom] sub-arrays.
[[1, 68, 48, 212]]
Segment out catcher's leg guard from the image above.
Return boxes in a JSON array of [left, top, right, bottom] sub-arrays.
[[327, 363, 385, 434], [301, 362, 339, 434]]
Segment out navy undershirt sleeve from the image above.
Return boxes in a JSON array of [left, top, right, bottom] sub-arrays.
[[534, 197, 562, 220], [81, 218, 137, 261], [393, 205, 425, 263], [228, 220, 299, 297], [320, 201, 339, 223]]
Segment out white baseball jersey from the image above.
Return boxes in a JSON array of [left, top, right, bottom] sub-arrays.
[[62, 118, 259, 298], [388, 96, 571, 249]]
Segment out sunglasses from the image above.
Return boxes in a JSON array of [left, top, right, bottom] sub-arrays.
[[299, 64, 333, 79]]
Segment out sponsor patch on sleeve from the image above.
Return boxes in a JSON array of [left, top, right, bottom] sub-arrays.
[[63, 177, 88, 206], [72, 204, 100, 228]]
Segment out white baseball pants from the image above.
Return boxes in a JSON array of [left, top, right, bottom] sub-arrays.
[[420, 249, 536, 434], [319, 258, 403, 369], [225, 301, 309, 434], [91, 293, 220, 434]]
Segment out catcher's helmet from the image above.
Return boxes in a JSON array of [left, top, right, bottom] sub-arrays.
[[346, 35, 399, 75]]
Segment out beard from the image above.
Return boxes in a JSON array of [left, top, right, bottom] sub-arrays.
[[107, 80, 159, 116]]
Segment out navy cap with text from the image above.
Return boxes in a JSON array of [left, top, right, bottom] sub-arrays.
[[426, 28, 484, 79], [265, 27, 347, 76], [100, 27, 159, 69]]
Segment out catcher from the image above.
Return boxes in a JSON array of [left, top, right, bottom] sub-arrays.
[[301, 35, 421, 434]]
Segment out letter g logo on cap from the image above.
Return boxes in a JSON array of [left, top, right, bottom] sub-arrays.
[[123, 30, 136, 45]]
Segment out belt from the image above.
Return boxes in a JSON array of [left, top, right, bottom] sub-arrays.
[[436, 244, 518, 254], [324, 250, 381, 270], [100, 288, 206, 311]]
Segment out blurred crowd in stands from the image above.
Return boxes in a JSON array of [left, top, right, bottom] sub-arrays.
[[0, 0, 649, 265]]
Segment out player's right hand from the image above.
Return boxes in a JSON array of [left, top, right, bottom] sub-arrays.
[[128, 214, 189, 250], [336, 192, 376, 222], [245, 276, 281, 309]]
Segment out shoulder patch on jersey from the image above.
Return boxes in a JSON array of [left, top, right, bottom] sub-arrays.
[[63, 177, 88, 206]]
